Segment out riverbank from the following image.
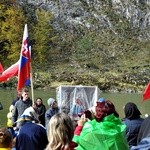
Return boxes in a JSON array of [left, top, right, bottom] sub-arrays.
[[0, 71, 147, 94]]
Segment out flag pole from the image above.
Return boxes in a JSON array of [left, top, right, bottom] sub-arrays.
[[29, 46, 34, 104], [30, 66, 34, 104]]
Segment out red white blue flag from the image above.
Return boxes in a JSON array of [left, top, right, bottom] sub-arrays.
[[0, 61, 19, 82], [143, 82, 150, 101], [17, 24, 31, 91]]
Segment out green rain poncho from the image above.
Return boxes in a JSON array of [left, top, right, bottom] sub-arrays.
[[73, 114, 129, 150]]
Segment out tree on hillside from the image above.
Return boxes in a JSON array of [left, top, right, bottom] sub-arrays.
[[0, 1, 26, 66], [31, 8, 59, 68]]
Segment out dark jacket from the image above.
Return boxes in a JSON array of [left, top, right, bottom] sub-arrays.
[[123, 102, 144, 147], [123, 118, 144, 147], [12, 99, 32, 125], [16, 122, 48, 150], [137, 116, 150, 144], [36, 104, 46, 126]]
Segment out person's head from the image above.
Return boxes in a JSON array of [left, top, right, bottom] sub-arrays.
[[32, 102, 38, 113], [17, 106, 39, 126], [124, 102, 141, 119], [17, 90, 22, 99], [35, 97, 43, 106], [21, 87, 29, 101], [95, 98, 119, 122], [75, 98, 82, 105], [60, 105, 70, 114], [0, 128, 13, 148], [47, 98, 57, 109], [47, 113, 74, 150]]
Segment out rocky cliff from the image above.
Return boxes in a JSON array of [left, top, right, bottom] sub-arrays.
[[20, 0, 150, 39]]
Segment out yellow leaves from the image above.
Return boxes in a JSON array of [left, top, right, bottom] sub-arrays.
[[32, 8, 54, 64], [0, 3, 25, 64]]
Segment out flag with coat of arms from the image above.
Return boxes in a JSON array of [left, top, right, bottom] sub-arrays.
[[17, 24, 31, 91]]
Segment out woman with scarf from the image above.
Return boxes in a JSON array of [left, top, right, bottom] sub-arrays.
[[122, 102, 144, 148], [15, 106, 48, 150]]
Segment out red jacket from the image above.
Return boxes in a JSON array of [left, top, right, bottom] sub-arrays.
[[74, 126, 83, 135]]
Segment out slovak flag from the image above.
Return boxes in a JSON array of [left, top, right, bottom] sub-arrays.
[[0, 61, 19, 82], [17, 24, 31, 91], [143, 82, 150, 101]]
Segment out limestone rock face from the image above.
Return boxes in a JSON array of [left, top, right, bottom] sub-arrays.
[[19, 0, 150, 35]]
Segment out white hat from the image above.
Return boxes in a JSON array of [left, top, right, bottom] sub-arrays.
[[17, 106, 39, 122], [47, 98, 55, 106]]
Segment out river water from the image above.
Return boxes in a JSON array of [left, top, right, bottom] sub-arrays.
[[0, 88, 149, 127]]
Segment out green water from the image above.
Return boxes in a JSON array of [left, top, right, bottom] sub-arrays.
[[0, 88, 149, 127], [100, 92, 150, 119], [0, 88, 55, 127]]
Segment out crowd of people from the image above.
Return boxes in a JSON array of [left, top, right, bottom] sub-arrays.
[[0, 87, 150, 150]]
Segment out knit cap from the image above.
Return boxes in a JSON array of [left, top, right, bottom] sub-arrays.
[[47, 98, 55, 106]]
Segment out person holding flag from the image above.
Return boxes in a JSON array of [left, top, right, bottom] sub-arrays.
[[11, 24, 33, 131]]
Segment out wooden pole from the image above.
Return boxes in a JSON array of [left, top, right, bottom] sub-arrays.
[[30, 67, 34, 104], [29, 46, 34, 104]]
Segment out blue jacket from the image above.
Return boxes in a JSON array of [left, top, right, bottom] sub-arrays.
[[131, 137, 150, 150], [45, 107, 59, 129], [123, 118, 144, 147], [16, 122, 48, 150]]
